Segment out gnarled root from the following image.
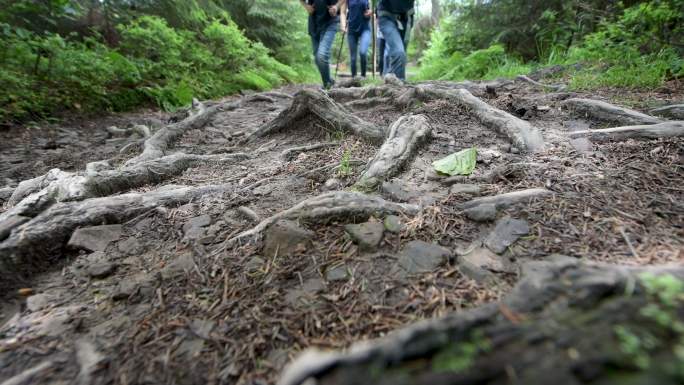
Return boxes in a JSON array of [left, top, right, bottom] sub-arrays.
[[0, 184, 229, 286], [355, 115, 431, 189], [226, 191, 421, 246], [416, 87, 545, 153], [568, 121, 684, 142], [562, 98, 663, 125], [463, 188, 553, 210], [249, 90, 385, 143]]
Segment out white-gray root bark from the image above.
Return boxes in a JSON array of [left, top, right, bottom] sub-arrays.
[[280, 142, 338, 160], [226, 191, 420, 246], [516, 75, 566, 92], [563, 98, 663, 125], [650, 104, 684, 120], [568, 121, 684, 142], [463, 188, 553, 210], [417, 87, 545, 153], [356, 115, 432, 189], [0, 184, 229, 282], [249, 90, 385, 143], [125, 99, 241, 166]]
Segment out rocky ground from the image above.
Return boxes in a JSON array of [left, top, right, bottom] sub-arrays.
[[0, 76, 682, 385]]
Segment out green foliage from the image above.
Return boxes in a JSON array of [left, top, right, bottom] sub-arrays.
[[418, 0, 683, 89], [338, 148, 352, 177]]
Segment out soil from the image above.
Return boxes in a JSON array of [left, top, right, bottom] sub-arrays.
[[0, 79, 682, 385]]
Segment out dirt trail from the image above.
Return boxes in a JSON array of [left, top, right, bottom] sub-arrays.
[[0, 78, 682, 385]]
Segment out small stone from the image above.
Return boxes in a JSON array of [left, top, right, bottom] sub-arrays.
[[485, 216, 530, 254], [345, 222, 384, 251], [323, 178, 342, 191], [68, 224, 123, 252], [449, 184, 482, 196], [464, 203, 498, 222], [263, 220, 313, 257], [117, 237, 142, 256], [112, 281, 138, 301], [87, 262, 116, 279], [381, 181, 418, 202], [325, 265, 349, 282], [162, 253, 195, 278], [245, 256, 265, 273], [183, 214, 211, 239], [398, 241, 451, 274], [458, 247, 510, 283], [253, 184, 274, 196], [383, 215, 404, 233]]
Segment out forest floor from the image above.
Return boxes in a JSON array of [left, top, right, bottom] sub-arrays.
[[0, 77, 682, 385]]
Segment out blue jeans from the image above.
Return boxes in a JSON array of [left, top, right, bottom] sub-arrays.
[[348, 29, 371, 77], [378, 15, 409, 80], [311, 22, 338, 88]]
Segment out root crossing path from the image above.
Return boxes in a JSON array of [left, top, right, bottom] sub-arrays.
[[0, 79, 682, 385]]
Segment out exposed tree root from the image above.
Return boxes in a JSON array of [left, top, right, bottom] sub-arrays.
[[650, 104, 684, 120], [226, 191, 420, 246], [463, 188, 553, 210], [562, 98, 663, 125], [280, 142, 338, 160], [516, 75, 566, 92], [442, 162, 544, 185], [0, 184, 229, 285], [416, 87, 546, 153], [125, 99, 242, 166], [568, 121, 684, 142], [278, 258, 684, 385], [356, 115, 431, 189], [249, 90, 385, 143]]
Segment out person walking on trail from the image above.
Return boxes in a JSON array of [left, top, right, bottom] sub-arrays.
[[345, 0, 371, 78], [376, 17, 386, 76], [302, 0, 347, 89], [377, 0, 415, 81]]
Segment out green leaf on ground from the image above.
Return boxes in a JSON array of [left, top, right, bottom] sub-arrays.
[[433, 148, 478, 176]]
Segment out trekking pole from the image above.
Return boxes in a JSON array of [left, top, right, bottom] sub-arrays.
[[334, 32, 345, 80]]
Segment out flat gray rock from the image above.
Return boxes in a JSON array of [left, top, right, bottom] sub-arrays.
[[464, 203, 497, 222], [87, 262, 117, 279], [345, 222, 384, 251], [458, 247, 511, 283], [381, 181, 418, 202], [398, 241, 451, 274], [263, 220, 314, 257], [183, 215, 212, 239], [325, 265, 349, 282], [68, 224, 123, 252], [449, 184, 481, 196], [485, 216, 530, 254], [27, 293, 51, 312], [117, 237, 142, 255]]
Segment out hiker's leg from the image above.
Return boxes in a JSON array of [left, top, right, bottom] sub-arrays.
[[378, 16, 406, 80], [348, 32, 359, 78], [359, 29, 371, 77], [311, 32, 325, 86], [377, 37, 385, 75], [316, 23, 338, 88]]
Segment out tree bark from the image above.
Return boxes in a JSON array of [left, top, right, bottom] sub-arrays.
[[567, 121, 684, 142], [563, 98, 663, 125]]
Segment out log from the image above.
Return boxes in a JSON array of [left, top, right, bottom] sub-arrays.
[[650, 104, 684, 120], [249, 90, 385, 143], [563, 98, 663, 125], [0, 184, 229, 283], [568, 121, 684, 142], [226, 191, 420, 246], [355, 115, 431, 189], [417, 87, 545, 153]]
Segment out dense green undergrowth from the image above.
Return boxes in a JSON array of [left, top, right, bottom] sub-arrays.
[[417, 0, 683, 89], [0, 0, 315, 124]]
